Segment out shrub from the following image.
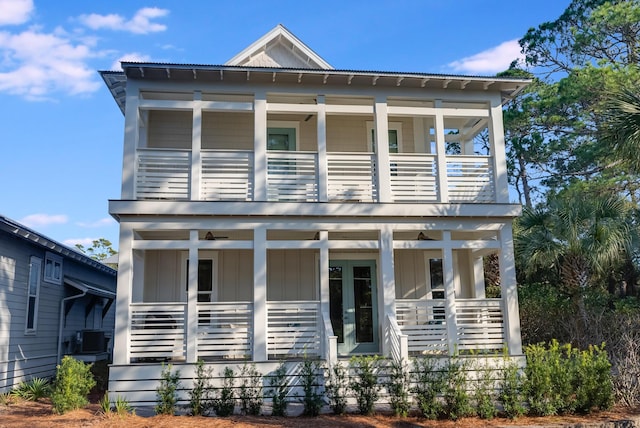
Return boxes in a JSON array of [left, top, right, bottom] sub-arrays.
[[267, 362, 289, 416], [386, 359, 410, 417], [189, 360, 213, 416], [442, 355, 474, 420], [51, 356, 96, 414], [101, 393, 134, 416], [12, 377, 51, 401], [325, 362, 348, 415], [574, 344, 613, 412], [155, 363, 181, 415], [238, 363, 263, 416], [498, 357, 525, 419], [350, 355, 381, 415], [411, 356, 446, 419], [212, 367, 236, 417], [472, 359, 498, 420], [298, 358, 324, 416]]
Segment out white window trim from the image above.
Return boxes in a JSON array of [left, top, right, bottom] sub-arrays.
[[25, 256, 42, 334], [43, 251, 63, 285], [366, 121, 403, 153], [267, 120, 300, 151], [181, 251, 218, 303]]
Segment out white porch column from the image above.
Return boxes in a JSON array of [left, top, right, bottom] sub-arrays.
[[379, 225, 396, 356], [316, 96, 328, 202], [434, 100, 449, 203], [186, 230, 199, 362], [113, 224, 133, 365], [442, 231, 458, 355], [318, 230, 330, 314], [121, 83, 140, 199], [374, 96, 392, 202], [254, 92, 268, 201], [191, 91, 202, 200], [499, 223, 523, 355], [253, 226, 268, 361], [489, 95, 510, 203], [473, 255, 486, 298]]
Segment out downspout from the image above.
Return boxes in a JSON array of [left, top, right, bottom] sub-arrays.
[[56, 290, 87, 365]]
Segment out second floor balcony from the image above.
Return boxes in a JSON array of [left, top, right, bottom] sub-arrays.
[[134, 147, 496, 203]]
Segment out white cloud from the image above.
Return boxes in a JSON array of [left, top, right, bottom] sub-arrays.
[[78, 7, 168, 34], [0, 29, 102, 99], [0, 0, 33, 26], [77, 217, 116, 228], [20, 213, 68, 228], [63, 237, 96, 248], [110, 52, 151, 70], [447, 39, 523, 74]]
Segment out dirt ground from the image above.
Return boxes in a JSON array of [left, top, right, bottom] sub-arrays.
[[1, 398, 640, 428]]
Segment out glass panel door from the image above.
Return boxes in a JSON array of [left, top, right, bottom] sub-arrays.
[[329, 260, 378, 355]]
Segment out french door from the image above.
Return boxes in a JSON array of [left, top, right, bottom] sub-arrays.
[[329, 260, 379, 355]]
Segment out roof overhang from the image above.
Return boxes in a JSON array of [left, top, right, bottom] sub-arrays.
[[101, 64, 531, 115], [64, 276, 116, 299]]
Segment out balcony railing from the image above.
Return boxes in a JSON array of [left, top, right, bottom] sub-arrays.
[[266, 300, 321, 359], [133, 149, 497, 203], [395, 298, 505, 355]]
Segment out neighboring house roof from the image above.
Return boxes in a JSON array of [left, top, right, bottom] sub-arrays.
[[225, 24, 333, 69], [100, 25, 531, 114], [0, 215, 117, 276], [65, 276, 116, 298]]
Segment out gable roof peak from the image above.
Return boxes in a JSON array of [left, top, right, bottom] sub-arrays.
[[225, 24, 333, 70]]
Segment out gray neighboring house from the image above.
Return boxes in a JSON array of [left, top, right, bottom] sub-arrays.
[[0, 215, 117, 392]]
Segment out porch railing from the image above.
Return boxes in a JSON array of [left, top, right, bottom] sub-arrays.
[[133, 149, 496, 203], [456, 299, 505, 351], [395, 299, 448, 355], [201, 150, 254, 201], [266, 301, 321, 359], [389, 154, 438, 202], [135, 149, 191, 199], [267, 152, 318, 201], [130, 303, 186, 362], [446, 155, 495, 202], [321, 310, 338, 367], [327, 153, 377, 202], [386, 314, 409, 363], [197, 302, 252, 360]]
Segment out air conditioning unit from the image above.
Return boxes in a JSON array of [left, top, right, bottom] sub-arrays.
[[77, 330, 107, 354]]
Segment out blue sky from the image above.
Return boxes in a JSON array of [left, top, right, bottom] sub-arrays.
[[0, 0, 569, 251]]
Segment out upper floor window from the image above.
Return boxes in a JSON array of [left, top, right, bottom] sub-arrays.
[[44, 252, 62, 285], [267, 121, 299, 151], [25, 257, 42, 333]]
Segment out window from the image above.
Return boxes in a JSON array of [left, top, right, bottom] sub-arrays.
[[44, 252, 62, 285], [267, 120, 298, 151], [25, 257, 42, 333], [367, 122, 403, 153]]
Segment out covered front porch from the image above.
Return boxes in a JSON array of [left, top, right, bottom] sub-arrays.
[[112, 218, 522, 366]]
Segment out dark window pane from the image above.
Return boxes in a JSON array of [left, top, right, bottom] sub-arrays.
[[354, 268, 373, 343], [27, 296, 35, 329], [429, 259, 443, 290], [329, 266, 344, 344]]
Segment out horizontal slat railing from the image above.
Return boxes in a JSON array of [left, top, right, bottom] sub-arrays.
[[197, 302, 252, 360], [267, 301, 321, 359], [389, 153, 438, 202], [456, 299, 505, 351], [130, 303, 186, 362], [396, 299, 448, 355], [267, 152, 318, 201], [327, 152, 377, 202], [201, 150, 254, 201], [135, 149, 191, 199], [446, 155, 495, 202]]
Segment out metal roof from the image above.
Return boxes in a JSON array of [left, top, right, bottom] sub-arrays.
[[0, 214, 117, 276]]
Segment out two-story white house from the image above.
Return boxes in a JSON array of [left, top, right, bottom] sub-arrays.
[[101, 25, 529, 405]]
